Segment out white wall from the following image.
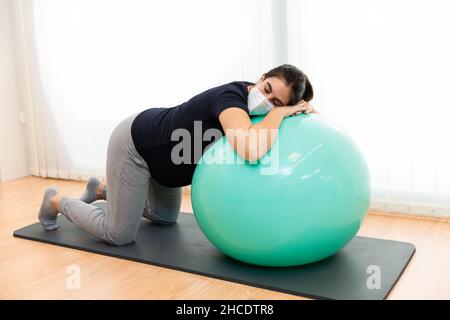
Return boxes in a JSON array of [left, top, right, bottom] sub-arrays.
[[0, 0, 28, 182]]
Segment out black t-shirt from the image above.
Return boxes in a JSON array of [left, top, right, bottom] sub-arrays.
[[131, 80, 254, 187]]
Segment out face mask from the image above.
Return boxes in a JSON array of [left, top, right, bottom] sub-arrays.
[[247, 86, 274, 115]]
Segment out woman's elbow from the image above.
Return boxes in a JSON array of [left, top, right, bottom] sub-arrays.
[[245, 150, 260, 163], [236, 144, 262, 163], [226, 132, 265, 162]]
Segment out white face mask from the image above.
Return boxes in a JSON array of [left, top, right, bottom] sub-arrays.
[[247, 86, 274, 115]]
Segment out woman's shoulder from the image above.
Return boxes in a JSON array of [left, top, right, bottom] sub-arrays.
[[214, 80, 254, 95], [187, 80, 254, 105]]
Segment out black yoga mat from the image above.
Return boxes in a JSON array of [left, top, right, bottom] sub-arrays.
[[14, 202, 415, 300]]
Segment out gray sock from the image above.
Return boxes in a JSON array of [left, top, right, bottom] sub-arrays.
[[79, 177, 102, 203], [38, 187, 59, 231]]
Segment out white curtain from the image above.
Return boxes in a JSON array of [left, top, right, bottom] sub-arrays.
[[11, 0, 450, 217], [11, 0, 284, 179], [286, 0, 450, 217]]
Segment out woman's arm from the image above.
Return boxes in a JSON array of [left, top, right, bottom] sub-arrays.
[[218, 104, 307, 162], [292, 100, 319, 115]]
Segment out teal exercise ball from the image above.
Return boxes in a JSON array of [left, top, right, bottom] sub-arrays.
[[191, 114, 370, 267]]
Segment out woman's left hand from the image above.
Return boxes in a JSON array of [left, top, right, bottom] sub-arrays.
[[291, 100, 315, 116]]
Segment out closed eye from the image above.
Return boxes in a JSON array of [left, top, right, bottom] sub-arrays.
[[265, 83, 283, 106]]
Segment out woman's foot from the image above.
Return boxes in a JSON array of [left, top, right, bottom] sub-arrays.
[[38, 187, 59, 231], [79, 177, 106, 203]]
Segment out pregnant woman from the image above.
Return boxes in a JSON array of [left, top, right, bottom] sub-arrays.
[[37, 64, 315, 245]]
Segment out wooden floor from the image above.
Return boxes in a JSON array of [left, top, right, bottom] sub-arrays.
[[1, 176, 449, 300]]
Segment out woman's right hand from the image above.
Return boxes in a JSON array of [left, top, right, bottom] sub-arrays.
[[272, 101, 312, 119]]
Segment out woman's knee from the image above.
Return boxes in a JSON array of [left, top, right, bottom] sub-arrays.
[[106, 231, 136, 246], [143, 207, 179, 225]]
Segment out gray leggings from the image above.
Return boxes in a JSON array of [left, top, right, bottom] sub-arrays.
[[58, 113, 182, 245]]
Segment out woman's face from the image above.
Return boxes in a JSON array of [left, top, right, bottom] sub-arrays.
[[248, 75, 292, 107]]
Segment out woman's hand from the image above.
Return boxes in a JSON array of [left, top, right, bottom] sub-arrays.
[[272, 100, 316, 119], [291, 100, 315, 116]]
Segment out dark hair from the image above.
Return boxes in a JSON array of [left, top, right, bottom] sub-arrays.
[[264, 64, 314, 104]]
